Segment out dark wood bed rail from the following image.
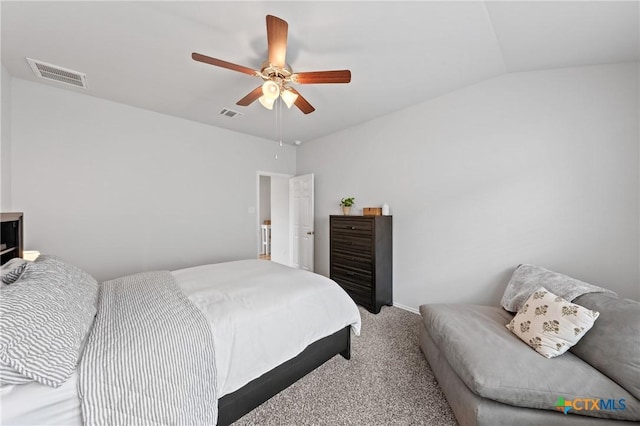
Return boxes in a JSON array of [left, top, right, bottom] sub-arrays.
[[217, 326, 351, 425]]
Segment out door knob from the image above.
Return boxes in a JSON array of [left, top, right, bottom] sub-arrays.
[[306, 231, 315, 235]]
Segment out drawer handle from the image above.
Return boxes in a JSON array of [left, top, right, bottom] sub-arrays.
[[350, 226, 356, 230]]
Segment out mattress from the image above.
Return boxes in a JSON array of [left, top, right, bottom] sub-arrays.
[[1, 259, 361, 424]]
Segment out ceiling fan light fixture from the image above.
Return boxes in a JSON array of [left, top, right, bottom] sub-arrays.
[[280, 88, 298, 109], [192, 14, 351, 115], [259, 95, 275, 110], [261, 80, 280, 100]]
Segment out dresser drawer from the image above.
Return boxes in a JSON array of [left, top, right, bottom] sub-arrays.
[[330, 234, 372, 254], [343, 286, 372, 309], [333, 276, 372, 302], [331, 265, 373, 288], [331, 218, 373, 237], [331, 251, 372, 271]]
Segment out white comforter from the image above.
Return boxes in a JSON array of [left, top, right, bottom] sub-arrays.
[[173, 259, 361, 396]]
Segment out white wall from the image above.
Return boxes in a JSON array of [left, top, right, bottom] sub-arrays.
[[1, 66, 12, 211], [269, 175, 289, 265], [297, 62, 640, 308], [10, 78, 296, 281]]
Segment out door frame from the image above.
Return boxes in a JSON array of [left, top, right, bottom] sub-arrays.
[[256, 171, 293, 259]]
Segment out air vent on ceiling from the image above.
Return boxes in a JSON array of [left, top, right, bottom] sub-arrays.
[[26, 58, 87, 89], [219, 108, 242, 118]]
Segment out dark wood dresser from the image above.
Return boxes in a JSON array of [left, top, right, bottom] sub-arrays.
[[329, 215, 392, 314], [1, 212, 24, 265]]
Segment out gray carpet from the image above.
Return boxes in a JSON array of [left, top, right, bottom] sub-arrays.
[[234, 306, 458, 425]]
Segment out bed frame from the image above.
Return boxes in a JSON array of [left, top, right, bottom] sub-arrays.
[[217, 325, 351, 426]]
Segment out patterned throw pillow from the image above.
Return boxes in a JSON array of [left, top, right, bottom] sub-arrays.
[[1, 262, 28, 285], [0, 255, 99, 387], [506, 286, 599, 358]]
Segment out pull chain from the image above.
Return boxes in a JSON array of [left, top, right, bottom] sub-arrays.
[[274, 98, 280, 160], [275, 97, 284, 159]]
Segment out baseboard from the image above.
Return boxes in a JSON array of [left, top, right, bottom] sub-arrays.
[[393, 302, 419, 314]]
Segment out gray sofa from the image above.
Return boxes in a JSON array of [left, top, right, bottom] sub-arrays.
[[419, 292, 640, 425]]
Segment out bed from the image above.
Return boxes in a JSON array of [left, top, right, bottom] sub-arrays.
[[0, 255, 361, 425]]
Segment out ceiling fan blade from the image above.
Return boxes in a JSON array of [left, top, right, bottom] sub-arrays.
[[266, 15, 288, 68], [192, 52, 257, 76], [236, 86, 264, 106], [289, 88, 315, 114], [293, 70, 352, 84]]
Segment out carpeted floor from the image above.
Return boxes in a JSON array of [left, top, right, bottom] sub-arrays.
[[234, 306, 458, 425]]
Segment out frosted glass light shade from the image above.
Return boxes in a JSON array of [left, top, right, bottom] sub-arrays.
[[259, 95, 275, 110], [280, 89, 298, 108], [262, 80, 280, 100]]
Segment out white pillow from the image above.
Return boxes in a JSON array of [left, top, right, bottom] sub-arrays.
[[506, 286, 599, 358]]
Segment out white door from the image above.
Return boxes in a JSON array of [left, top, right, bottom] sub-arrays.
[[289, 174, 314, 271]]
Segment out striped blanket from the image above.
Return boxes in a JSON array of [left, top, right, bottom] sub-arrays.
[[78, 271, 217, 425]]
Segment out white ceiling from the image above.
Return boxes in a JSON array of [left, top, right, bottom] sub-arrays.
[[2, 1, 638, 144]]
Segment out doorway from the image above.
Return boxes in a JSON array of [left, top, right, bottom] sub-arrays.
[[256, 172, 315, 270], [258, 175, 271, 260], [256, 172, 292, 265]]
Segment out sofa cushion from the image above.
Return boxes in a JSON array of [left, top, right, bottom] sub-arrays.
[[420, 303, 640, 421], [506, 287, 599, 358], [571, 293, 640, 401]]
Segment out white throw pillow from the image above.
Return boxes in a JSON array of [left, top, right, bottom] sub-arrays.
[[506, 286, 599, 358]]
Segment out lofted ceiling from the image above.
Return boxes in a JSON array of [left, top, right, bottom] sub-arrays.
[[1, 1, 638, 144]]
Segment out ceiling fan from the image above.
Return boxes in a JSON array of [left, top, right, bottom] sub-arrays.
[[192, 15, 351, 115]]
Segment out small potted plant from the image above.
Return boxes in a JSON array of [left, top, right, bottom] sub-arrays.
[[340, 197, 355, 215]]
